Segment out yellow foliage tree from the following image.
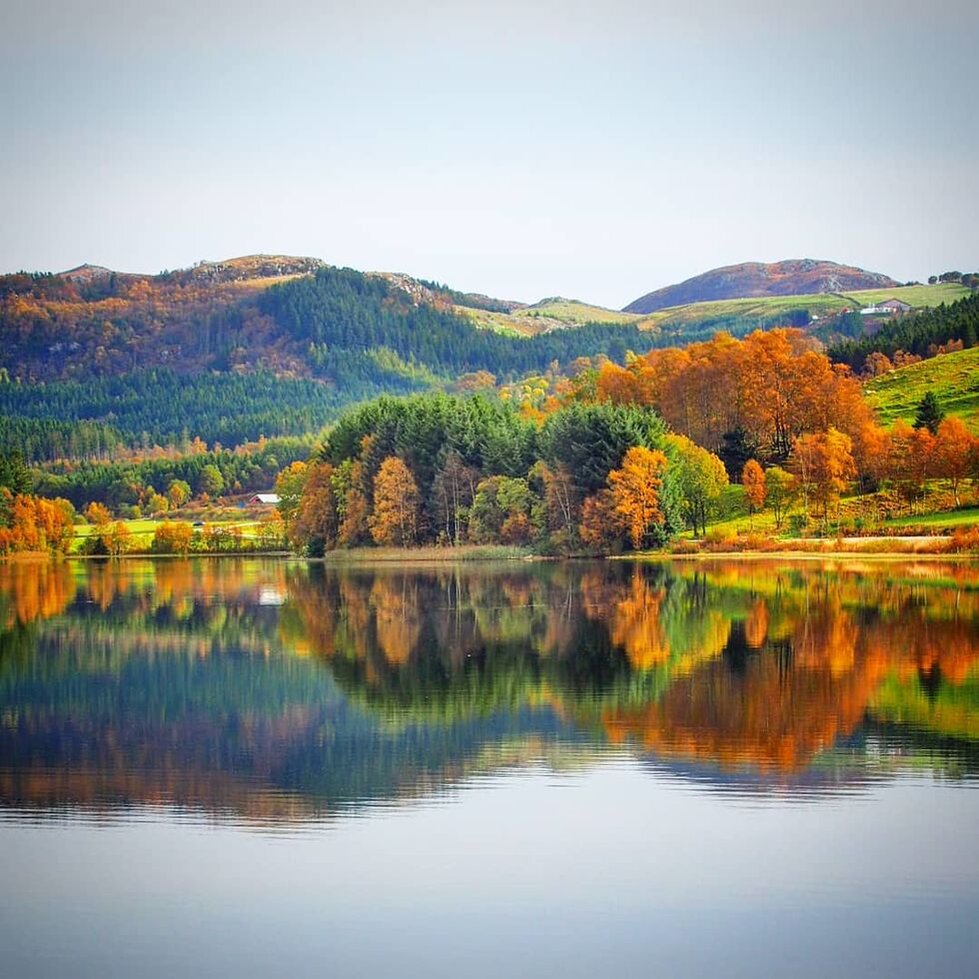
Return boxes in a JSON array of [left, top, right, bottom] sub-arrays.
[[606, 446, 668, 550], [369, 457, 420, 547]]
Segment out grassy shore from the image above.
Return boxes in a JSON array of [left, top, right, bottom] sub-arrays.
[[318, 545, 534, 563]]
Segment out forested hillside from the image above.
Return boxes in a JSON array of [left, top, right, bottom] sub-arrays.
[[829, 293, 979, 371], [0, 370, 396, 463], [2, 254, 975, 481], [0, 260, 666, 460]]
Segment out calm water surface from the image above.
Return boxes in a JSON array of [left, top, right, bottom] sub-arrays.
[[1, 557, 978, 977]]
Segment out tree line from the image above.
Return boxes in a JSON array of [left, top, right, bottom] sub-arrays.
[[277, 394, 739, 555], [0, 369, 384, 463], [828, 293, 979, 372], [31, 437, 309, 511]]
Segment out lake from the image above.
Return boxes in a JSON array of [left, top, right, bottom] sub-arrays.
[[1, 556, 978, 977]]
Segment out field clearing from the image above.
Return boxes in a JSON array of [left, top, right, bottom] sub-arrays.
[[865, 346, 979, 429], [642, 282, 969, 329], [644, 292, 847, 326], [72, 516, 263, 553], [883, 508, 979, 530], [456, 282, 971, 338], [841, 283, 971, 307], [515, 299, 640, 325]]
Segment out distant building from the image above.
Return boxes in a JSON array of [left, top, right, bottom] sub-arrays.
[[859, 306, 883, 316], [248, 493, 281, 505], [878, 298, 912, 314]]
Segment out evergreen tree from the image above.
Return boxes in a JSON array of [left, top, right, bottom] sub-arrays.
[[913, 391, 945, 435]]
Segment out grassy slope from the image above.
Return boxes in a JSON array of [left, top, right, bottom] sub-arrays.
[[465, 282, 972, 338], [864, 345, 979, 430], [457, 299, 644, 337], [641, 282, 970, 328]]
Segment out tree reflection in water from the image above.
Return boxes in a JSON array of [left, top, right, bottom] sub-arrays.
[[1, 557, 979, 823]]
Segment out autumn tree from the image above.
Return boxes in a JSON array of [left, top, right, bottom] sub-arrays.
[[85, 501, 112, 526], [789, 428, 856, 529], [369, 457, 420, 547], [152, 521, 193, 555], [606, 446, 668, 549], [334, 458, 371, 547], [166, 479, 191, 510], [292, 461, 338, 555], [933, 416, 976, 506], [146, 490, 169, 516], [579, 490, 628, 552], [0, 493, 75, 555], [102, 520, 132, 556], [741, 459, 766, 526], [885, 421, 934, 513], [274, 461, 308, 526]]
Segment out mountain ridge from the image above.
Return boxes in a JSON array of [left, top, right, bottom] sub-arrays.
[[623, 259, 901, 314]]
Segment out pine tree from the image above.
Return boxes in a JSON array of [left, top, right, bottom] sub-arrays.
[[913, 391, 945, 435]]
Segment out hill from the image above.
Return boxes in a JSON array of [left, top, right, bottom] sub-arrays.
[[0, 251, 970, 463], [623, 259, 899, 314], [0, 259, 665, 460], [864, 345, 979, 430]]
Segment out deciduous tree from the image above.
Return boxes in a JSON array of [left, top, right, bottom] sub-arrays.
[[741, 459, 766, 525], [606, 446, 668, 549], [369, 457, 420, 547]]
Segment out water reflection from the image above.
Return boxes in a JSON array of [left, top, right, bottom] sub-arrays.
[[1, 557, 978, 825]]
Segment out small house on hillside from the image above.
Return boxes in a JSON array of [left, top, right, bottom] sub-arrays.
[[248, 493, 281, 506], [878, 298, 912, 314]]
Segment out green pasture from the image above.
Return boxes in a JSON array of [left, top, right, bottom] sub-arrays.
[[72, 516, 263, 553], [865, 345, 979, 429]]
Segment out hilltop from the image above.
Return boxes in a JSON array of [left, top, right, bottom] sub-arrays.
[[623, 259, 900, 314]]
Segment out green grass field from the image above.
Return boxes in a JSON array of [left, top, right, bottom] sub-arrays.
[[458, 299, 642, 336], [865, 345, 979, 430], [882, 508, 979, 530], [841, 283, 971, 307], [644, 282, 969, 329], [72, 516, 263, 553]]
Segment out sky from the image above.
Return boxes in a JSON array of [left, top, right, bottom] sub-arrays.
[[1, 0, 976, 308]]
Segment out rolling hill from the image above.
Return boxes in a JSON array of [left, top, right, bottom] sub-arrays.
[[623, 259, 900, 314], [0, 251, 972, 462], [864, 345, 979, 430]]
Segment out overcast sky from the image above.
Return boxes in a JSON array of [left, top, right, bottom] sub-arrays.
[[2, 0, 976, 307]]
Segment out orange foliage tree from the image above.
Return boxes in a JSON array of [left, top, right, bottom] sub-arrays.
[[606, 446, 668, 549], [0, 493, 75, 555], [933, 416, 977, 507], [741, 459, 766, 523], [369, 457, 420, 547], [152, 521, 194, 555], [593, 328, 874, 465], [885, 421, 934, 513], [579, 490, 628, 552], [789, 427, 856, 528], [291, 462, 338, 555]]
